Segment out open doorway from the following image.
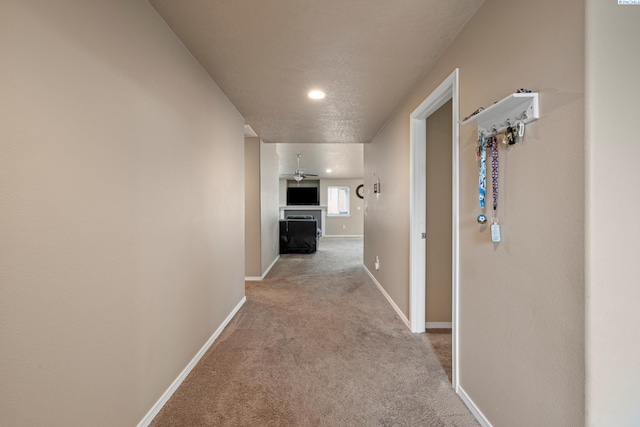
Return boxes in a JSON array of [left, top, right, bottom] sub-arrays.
[[424, 99, 453, 382], [409, 69, 460, 389]]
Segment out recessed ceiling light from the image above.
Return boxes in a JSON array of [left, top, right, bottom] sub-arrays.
[[326, 169, 332, 173], [308, 90, 326, 100]]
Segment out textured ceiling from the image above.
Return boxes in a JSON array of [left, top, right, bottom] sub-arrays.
[[148, 0, 484, 144], [277, 143, 363, 180]]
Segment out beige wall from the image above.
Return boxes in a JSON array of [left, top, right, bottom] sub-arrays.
[[245, 139, 279, 278], [279, 178, 288, 206], [586, 2, 640, 426], [0, 1, 245, 426], [364, 0, 585, 425], [245, 138, 262, 277], [259, 142, 280, 273], [425, 100, 452, 323], [320, 179, 364, 236]]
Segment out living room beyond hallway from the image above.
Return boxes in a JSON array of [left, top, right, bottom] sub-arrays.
[[151, 237, 473, 426]]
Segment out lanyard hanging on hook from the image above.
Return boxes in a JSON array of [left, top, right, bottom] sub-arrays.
[[478, 133, 487, 209], [491, 136, 499, 212], [490, 136, 501, 242], [477, 133, 488, 224]]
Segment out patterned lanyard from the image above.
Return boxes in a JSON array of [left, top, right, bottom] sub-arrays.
[[478, 133, 487, 209], [491, 136, 499, 212], [489, 135, 501, 242]]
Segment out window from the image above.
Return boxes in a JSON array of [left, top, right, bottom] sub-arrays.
[[327, 186, 350, 216]]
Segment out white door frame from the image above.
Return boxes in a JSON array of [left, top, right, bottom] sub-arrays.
[[409, 69, 460, 388]]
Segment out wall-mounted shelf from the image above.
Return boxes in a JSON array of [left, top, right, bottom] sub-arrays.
[[461, 93, 539, 136]]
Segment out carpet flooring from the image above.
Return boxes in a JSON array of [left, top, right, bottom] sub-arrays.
[[150, 237, 477, 426], [425, 329, 452, 383]]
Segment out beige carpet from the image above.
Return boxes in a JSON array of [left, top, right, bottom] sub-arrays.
[[151, 237, 478, 426], [425, 329, 452, 383]]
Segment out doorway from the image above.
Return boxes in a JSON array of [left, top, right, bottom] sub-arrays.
[[424, 99, 453, 382], [409, 69, 460, 389]]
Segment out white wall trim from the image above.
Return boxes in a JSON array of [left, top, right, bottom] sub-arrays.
[[426, 322, 452, 329], [136, 296, 247, 427], [322, 234, 364, 238], [457, 385, 493, 427], [245, 255, 280, 281], [363, 264, 410, 328]]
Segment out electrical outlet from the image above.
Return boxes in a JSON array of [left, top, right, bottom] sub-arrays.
[[374, 256, 380, 270], [342, 224, 346, 230]]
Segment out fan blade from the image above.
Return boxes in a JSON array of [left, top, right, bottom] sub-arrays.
[[303, 174, 318, 177]]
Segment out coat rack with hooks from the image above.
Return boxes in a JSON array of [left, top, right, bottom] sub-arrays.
[[461, 92, 539, 137]]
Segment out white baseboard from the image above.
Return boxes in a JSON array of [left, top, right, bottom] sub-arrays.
[[457, 385, 493, 427], [426, 322, 452, 329], [137, 296, 247, 427], [245, 255, 280, 281], [363, 264, 410, 328], [322, 235, 363, 238]]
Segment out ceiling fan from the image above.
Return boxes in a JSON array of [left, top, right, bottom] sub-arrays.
[[283, 154, 318, 182]]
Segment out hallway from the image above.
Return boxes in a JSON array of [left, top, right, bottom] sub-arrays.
[[151, 238, 476, 426]]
